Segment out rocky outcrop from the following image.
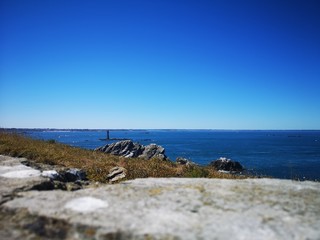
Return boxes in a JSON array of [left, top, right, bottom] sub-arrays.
[[176, 157, 197, 167], [0, 155, 50, 204], [95, 140, 168, 160], [0, 155, 89, 197], [210, 157, 244, 172], [59, 168, 87, 182], [106, 167, 127, 183], [95, 140, 144, 158], [139, 144, 167, 160]]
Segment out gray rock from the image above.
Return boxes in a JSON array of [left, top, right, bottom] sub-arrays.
[[96, 140, 168, 160], [60, 168, 87, 182], [2, 176, 320, 240], [176, 157, 197, 166], [95, 140, 144, 158], [0, 155, 50, 204], [210, 157, 244, 172], [0, 156, 87, 197], [41, 170, 59, 179], [106, 166, 127, 183], [139, 144, 167, 160]]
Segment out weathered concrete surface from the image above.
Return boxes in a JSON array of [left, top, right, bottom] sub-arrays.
[[1, 155, 320, 239]]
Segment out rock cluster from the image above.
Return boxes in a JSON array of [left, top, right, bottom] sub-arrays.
[[95, 140, 168, 160], [210, 157, 244, 172], [176, 157, 197, 167]]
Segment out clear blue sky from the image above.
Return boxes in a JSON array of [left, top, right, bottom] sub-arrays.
[[1, 0, 319, 129]]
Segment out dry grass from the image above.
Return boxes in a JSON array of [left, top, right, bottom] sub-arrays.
[[0, 131, 246, 182]]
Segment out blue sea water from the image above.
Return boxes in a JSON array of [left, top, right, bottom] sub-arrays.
[[22, 129, 320, 181]]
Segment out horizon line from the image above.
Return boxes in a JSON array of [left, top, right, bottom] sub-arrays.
[[1, 127, 320, 131]]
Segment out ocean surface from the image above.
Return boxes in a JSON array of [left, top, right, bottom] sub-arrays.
[[21, 129, 320, 181]]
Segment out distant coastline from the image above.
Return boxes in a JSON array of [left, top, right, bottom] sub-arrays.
[[2, 128, 320, 132]]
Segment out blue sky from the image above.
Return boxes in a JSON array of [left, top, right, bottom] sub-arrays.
[[1, 0, 319, 129]]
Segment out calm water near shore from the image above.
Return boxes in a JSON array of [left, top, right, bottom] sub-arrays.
[[22, 129, 320, 181]]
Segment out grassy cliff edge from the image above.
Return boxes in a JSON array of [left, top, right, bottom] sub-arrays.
[[0, 132, 245, 182]]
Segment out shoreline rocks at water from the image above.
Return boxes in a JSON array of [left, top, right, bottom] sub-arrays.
[[210, 157, 244, 172], [95, 140, 244, 172], [95, 140, 168, 161]]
